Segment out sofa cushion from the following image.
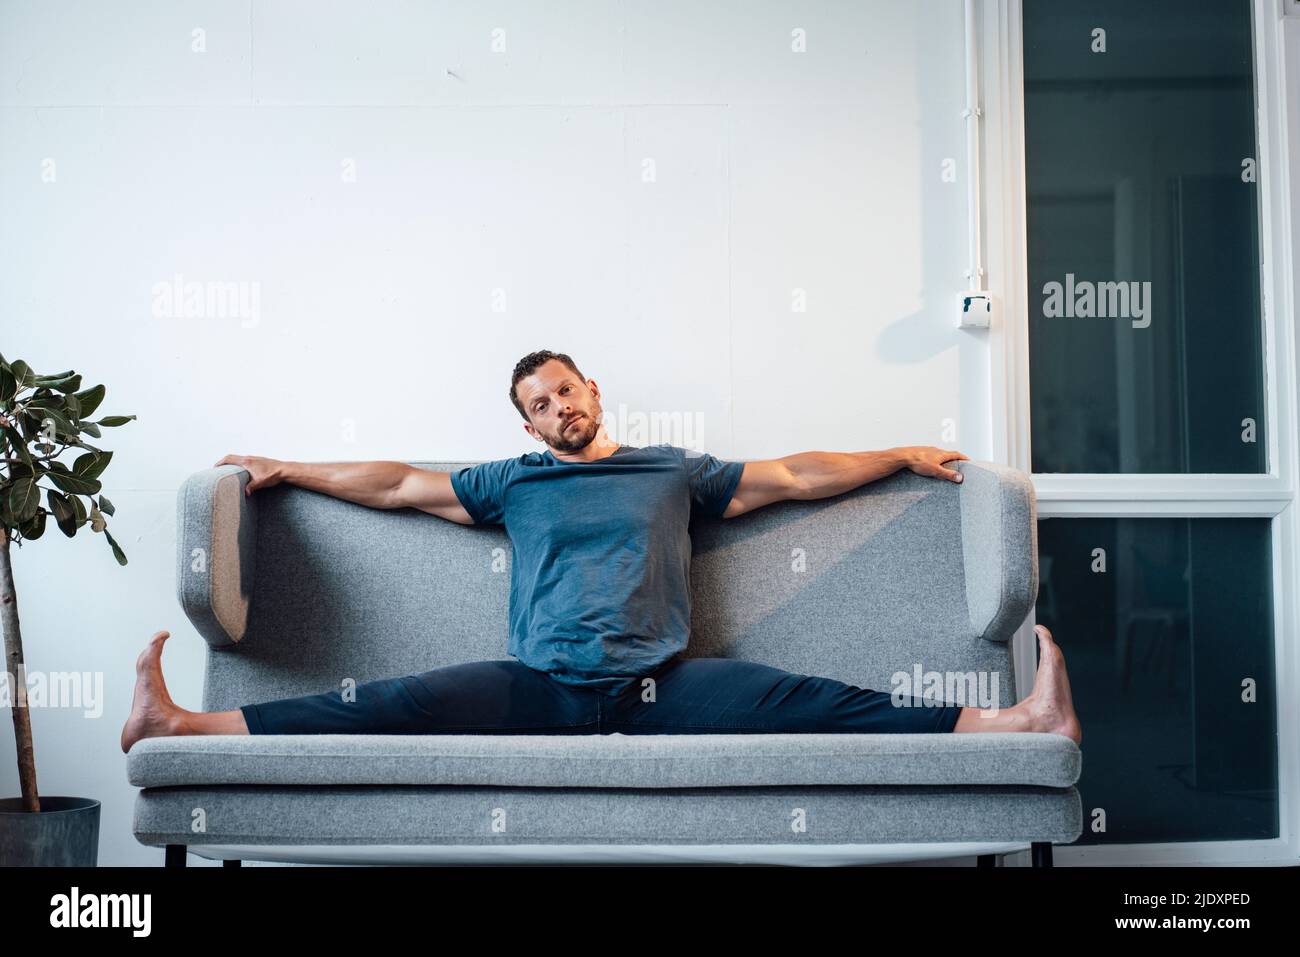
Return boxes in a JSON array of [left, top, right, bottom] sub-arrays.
[[134, 785, 1083, 847], [127, 731, 1080, 789]]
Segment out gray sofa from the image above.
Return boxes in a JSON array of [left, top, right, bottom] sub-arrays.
[[127, 457, 1081, 867]]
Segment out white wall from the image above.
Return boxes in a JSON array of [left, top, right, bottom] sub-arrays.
[[0, 0, 983, 865]]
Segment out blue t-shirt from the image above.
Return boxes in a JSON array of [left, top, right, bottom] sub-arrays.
[[449, 443, 745, 696]]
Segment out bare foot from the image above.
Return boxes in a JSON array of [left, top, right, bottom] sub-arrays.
[[1020, 625, 1082, 747], [120, 630, 188, 753]]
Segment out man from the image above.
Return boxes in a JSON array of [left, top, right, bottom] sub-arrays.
[[121, 350, 1081, 752]]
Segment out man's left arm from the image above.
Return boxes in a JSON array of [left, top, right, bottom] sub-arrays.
[[721, 446, 969, 519]]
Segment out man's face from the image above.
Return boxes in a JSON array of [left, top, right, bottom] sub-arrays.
[[518, 359, 604, 453]]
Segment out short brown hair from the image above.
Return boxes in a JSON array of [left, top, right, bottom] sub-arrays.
[[509, 350, 586, 422]]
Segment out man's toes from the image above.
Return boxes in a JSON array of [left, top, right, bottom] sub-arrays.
[[138, 630, 170, 665], [136, 644, 157, 673]]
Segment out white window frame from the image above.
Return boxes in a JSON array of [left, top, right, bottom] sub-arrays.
[[984, 0, 1300, 866]]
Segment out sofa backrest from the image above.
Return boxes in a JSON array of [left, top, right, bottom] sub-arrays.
[[179, 459, 1036, 714]]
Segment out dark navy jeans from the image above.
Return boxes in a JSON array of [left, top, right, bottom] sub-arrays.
[[239, 655, 964, 735]]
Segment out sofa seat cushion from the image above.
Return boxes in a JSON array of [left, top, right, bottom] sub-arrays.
[[127, 731, 1080, 789]]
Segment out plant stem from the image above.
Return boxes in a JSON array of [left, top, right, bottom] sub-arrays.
[[0, 533, 39, 812]]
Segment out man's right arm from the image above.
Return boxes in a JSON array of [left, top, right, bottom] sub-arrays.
[[213, 454, 475, 525]]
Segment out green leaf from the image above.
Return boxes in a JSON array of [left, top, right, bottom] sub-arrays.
[[96, 415, 136, 427], [70, 492, 87, 527], [22, 408, 63, 443], [34, 372, 81, 394], [19, 508, 46, 541], [27, 402, 75, 440], [78, 421, 101, 438], [0, 425, 28, 465], [74, 450, 112, 480], [98, 494, 115, 516], [47, 488, 76, 537], [89, 502, 106, 532], [48, 470, 101, 496], [9, 360, 34, 390], [17, 411, 38, 440], [0, 365, 15, 403], [7, 476, 40, 523], [103, 528, 127, 565], [72, 384, 105, 419]]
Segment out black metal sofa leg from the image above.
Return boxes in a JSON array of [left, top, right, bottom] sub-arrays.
[[1031, 842, 1054, 867], [977, 854, 997, 868], [164, 844, 187, 868]]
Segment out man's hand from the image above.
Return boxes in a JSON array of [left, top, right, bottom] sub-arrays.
[[896, 446, 969, 483], [214, 454, 286, 496]]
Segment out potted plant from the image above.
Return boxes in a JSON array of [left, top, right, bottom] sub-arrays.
[[0, 352, 134, 866]]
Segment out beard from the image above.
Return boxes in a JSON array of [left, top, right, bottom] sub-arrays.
[[548, 411, 600, 452]]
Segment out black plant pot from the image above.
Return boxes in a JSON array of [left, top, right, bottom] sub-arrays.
[[0, 796, 101, 866]]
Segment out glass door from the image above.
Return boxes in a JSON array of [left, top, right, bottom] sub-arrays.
[[1011, 0, 1293, 859]]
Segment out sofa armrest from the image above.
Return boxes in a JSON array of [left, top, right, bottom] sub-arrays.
[[955, 460, 1038, 642], [176, 465, 257, 649]]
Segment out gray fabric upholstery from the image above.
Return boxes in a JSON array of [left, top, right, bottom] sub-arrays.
[[179, 459, 1031, 707], [134, 785, 1080, 846], [959, 461, 1038, 640], [128, 730, 1080, 789], [138, 457, 1078, 858]]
